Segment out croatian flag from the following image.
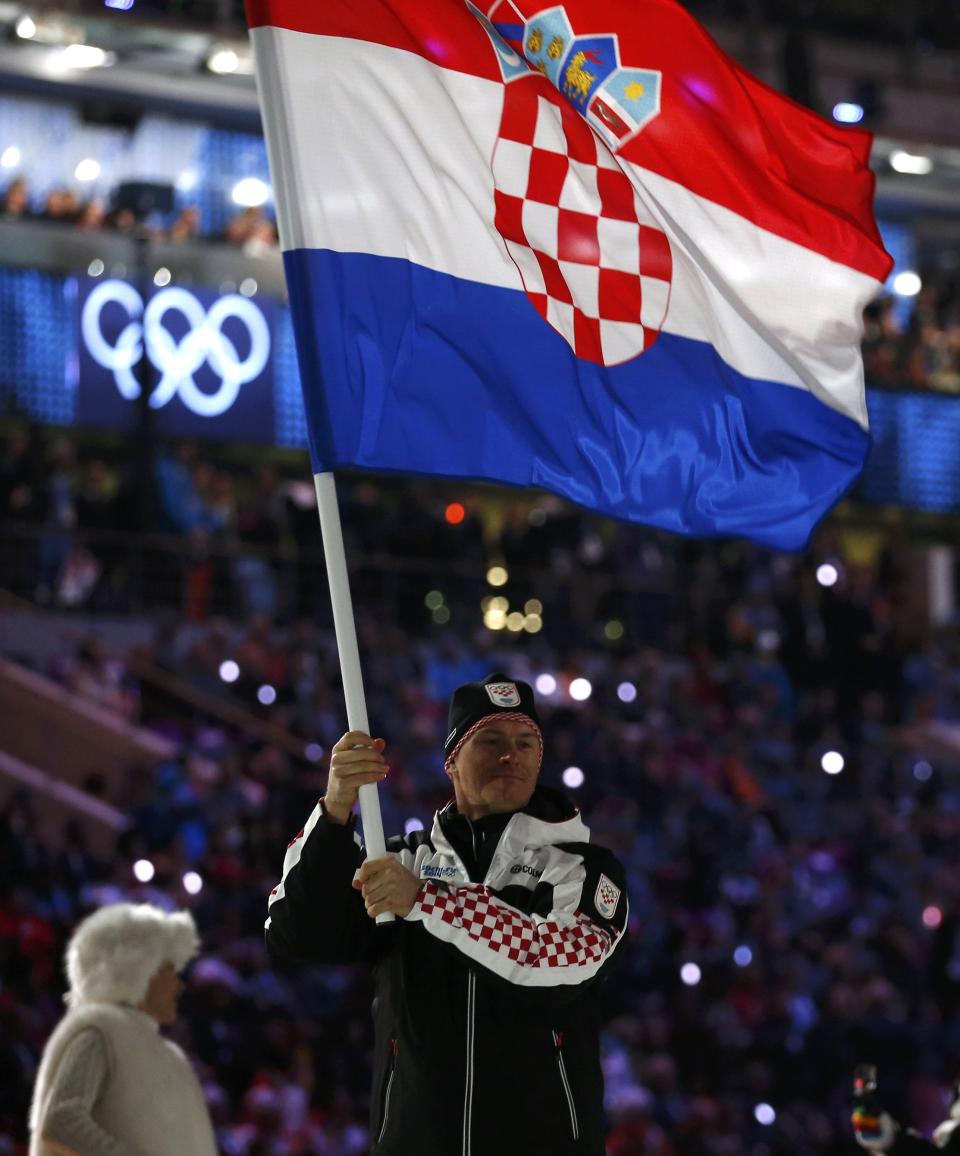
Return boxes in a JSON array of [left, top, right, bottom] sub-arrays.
[[247, 0, 891, 550]]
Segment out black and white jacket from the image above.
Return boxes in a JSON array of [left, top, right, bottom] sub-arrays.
[[266, 785, 628, 1156]]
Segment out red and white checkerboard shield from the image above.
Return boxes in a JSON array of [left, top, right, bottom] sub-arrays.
[[492, 75, 673, 366]]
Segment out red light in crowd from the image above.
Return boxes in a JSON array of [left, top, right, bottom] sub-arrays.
[[923, 905, 943, 929], [445, 502, 466, 525]]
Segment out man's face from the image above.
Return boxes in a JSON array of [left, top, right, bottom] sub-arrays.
[[449, 718, 540, 819]]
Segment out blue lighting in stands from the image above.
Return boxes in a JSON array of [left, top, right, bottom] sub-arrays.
[[0, 265, 957, 517]]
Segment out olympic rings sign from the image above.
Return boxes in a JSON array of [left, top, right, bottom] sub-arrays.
[[81, 279, 271, 418]]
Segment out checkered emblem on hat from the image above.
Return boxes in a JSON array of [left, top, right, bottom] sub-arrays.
[[485, 681, 521, 707], [490, 76, 673, 366], [595, 873, 621, 919]]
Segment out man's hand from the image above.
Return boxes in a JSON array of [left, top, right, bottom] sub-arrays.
[[354, 857, 423, 919], [323, 731, 388, 824]]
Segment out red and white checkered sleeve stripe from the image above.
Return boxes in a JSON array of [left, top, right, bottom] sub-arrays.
[[405, 880, 619, 987]]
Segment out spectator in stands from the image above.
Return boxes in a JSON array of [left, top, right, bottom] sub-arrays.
[[0, 425, 35, 520], [38, 188, 81, 225], [222, 205, 266, 247], [221, 205, 278, 254], [242, 217, 279, 256], [29, 901, 217, 1156], [102, 204, 138, 234], [75, 198, 106, 232], [34, 436, 77, 604], [0, 176, 31, 219], [167, 205, 200, 244]]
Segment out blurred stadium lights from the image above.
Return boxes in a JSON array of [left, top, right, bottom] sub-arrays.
[[74, 158, 101, 181], [821, 750, 845, 775], [59, 43, 113, 69], [617, 682, 637, 704], [922, 905, 943, 930], [231, 177, 270, 207], [832, 101, 864, 124], [680, 962, 702, 986], [206, 46, 238, 74], [892, 270, 922, 297], [890, 149, 933, 175], [569, 678, 593, 702], [562, 766, 585, 789], [205, 42, 253, 75]]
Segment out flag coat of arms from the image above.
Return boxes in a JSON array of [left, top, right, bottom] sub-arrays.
[[246, 0, 892, 549]]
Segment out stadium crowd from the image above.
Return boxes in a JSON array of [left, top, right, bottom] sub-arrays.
[[4, 167, 958, 393], [2, 426, 960, 1155], [0, 175, 279, 256]]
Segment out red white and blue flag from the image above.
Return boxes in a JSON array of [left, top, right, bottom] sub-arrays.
[[246, 0, 892, 549]]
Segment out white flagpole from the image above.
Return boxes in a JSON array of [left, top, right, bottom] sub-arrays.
[[313, 471, 393, 924]]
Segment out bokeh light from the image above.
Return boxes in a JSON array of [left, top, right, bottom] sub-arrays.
[[821, 750, 844, 775], [617, 682, 637, 704], [562, 766, 585, 789], [569, 678, 592, 701], [680, 962, 701, 986], [923, 905, 943, 929], [183, 871, 203, 895]]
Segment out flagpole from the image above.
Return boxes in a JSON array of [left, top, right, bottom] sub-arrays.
[[313, 471, 393, 924]]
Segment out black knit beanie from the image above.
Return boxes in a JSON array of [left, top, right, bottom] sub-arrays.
[[444, 672, 542, 764]]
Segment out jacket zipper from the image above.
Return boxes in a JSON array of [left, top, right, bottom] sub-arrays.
[[553, 1030, 580, 1140], [377, 1038, 398, 1144], [462, 971, 477, 1156]]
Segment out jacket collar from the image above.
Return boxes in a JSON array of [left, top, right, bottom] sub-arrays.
[[432, 785, 589, 861]]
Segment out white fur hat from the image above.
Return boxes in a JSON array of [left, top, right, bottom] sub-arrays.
[[65, 902, 199, 1008]]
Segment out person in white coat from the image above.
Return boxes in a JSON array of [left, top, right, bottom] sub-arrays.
[[29, 901, 217, 1156]]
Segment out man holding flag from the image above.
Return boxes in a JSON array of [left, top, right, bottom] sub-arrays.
[[266, 673, 628, 1154], [248, 0, 893, 1148]]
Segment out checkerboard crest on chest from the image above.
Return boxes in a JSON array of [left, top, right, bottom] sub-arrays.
[[474, 2, 673, 367]]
